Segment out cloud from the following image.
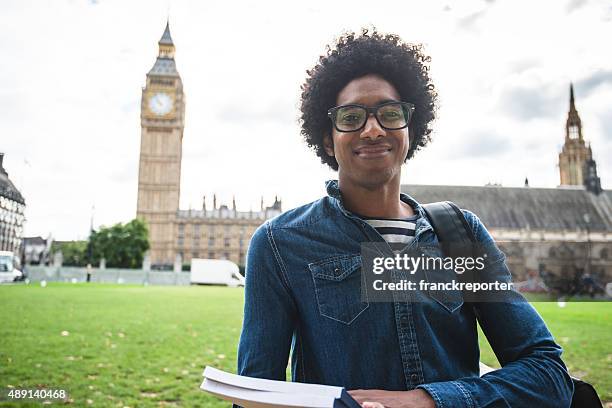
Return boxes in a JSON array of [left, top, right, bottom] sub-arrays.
[[599, 109, 612, 141], [452, 130, 512, 158], [456, 10, 487, 31], [566, 0, 588, 13], [508, 59, 540, 75], [497, 86, 563, 121], [575, 69, 612, 96], [455, 1, 496, 30], [214, 99, 297, 127]]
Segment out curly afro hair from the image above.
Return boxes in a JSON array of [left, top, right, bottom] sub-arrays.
[[299, 28, 437, 171]]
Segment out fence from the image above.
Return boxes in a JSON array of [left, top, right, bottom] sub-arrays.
[[24, 266, 192, 286]]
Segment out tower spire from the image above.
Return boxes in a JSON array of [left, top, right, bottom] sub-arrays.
[[559, 83, 594, 187], [159, 21, 174, 45], [565, 82, 582, 141], [157, 21, 175, 59]]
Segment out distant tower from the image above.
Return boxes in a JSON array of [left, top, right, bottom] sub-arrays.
[[136, 21, 185, 266], [558, 84, 590, 186]]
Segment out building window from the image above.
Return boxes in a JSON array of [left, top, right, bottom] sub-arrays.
[[208, 251, 215, 259], [208, 237, 215, 247], [192, 251, 199, 259], [224, 237, 230, 248], [601, 248, 609, 260], [223, 252, 230, 260]]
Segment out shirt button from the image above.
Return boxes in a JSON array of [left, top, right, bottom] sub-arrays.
[[411, 374, 419, 382]]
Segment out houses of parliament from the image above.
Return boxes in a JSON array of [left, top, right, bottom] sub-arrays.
[[136, 23, 280, 268], [137, 23, 610, 285]]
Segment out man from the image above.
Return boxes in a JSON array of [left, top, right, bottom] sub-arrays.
[[236, 29, 574, 407]]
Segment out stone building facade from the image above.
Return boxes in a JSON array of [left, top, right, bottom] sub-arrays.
[[136, 23, 280, 268], [175, 197, 282, 267], [0, 153, 26, 254], [403, 184, 612, 287]]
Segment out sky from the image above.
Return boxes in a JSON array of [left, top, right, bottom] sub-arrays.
[[1, 0, 611, 241]]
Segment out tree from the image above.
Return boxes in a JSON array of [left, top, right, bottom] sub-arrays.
[[89, 218, 150, 269], [51, 241, 88, 267]]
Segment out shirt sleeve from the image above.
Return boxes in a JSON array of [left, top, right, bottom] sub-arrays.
[[236, 221, 297, 380], [417, 210, 574, 408]]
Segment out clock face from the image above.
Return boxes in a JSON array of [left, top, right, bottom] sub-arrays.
[[569, 125, 579, 139], [148, 92, 173, 116]]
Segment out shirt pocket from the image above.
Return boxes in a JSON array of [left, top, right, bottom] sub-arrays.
[[420, 246, 464, 313], [308, 254, 369, 325]]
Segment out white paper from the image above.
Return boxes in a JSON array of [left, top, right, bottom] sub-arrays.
[[200, 366, 348, 408], [203, 366, 344, 397], [201, 378, 337, 408]]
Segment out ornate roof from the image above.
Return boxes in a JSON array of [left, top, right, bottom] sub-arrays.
[[148, 57, 178, 76], [402, 184, 612, 232], [0, 154, 25, 205], [159, 21, 173, 45]]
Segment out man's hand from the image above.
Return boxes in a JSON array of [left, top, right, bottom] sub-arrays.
[[348, 389, 435, 408]]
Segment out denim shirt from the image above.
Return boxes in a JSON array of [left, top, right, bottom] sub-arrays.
[[236, 180, 574, 407]]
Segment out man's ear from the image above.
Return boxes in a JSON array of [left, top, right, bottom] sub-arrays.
[[323, 133, 335, 157]]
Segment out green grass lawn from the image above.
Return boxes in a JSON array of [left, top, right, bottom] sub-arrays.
[[0, 283, 610, 407]]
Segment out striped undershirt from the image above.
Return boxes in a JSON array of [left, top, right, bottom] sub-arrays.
[[360, 214, 420, 253]]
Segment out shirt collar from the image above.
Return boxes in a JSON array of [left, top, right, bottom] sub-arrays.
[[325, 179, 433, 240], [325, 179, 427, 218]]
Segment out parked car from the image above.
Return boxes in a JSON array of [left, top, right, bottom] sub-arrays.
[[0, 251, 24, 283]]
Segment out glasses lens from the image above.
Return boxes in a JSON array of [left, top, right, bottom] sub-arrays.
[[377, 103, 408, 129], [334, 106, 367, 131]]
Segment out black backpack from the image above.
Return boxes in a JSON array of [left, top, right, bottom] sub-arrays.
[[422, 201, 603, 408]]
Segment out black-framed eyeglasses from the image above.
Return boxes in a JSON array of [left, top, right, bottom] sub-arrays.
[[327, 101, 415, 133]]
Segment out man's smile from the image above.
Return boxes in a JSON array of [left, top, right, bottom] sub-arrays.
[[354, 144, 392, 159]]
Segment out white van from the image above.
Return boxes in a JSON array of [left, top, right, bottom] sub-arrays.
[[0, 251, 23, 283], [190, 258, 245, 287]]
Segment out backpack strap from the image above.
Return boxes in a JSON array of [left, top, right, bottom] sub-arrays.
[[422, 201, 483, 304], [421, 201, 476, 259]]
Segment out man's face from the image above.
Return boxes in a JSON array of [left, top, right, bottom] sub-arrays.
[[324, 74, 410, 189]]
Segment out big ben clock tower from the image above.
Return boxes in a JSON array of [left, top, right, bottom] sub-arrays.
[[137, 21, 185, 267]]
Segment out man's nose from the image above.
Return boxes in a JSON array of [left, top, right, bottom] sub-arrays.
[[360, 114, 384, 140]]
